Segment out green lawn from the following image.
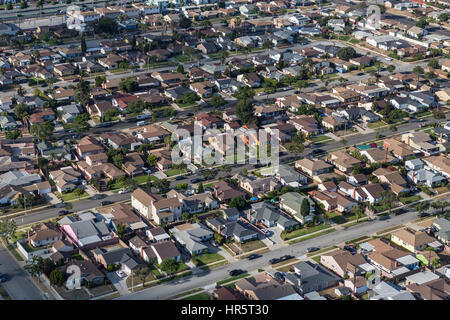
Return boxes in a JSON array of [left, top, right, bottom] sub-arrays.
[[193, 253, 225, 266], [326, 212, 347, 224], [182, 292, 211, 300], [368, 121, 387, 129], [288, 229, 335, 244], [283, 224, 330, 240], [310, 135, 333, 144], [133, 175, 157, 184], [165, 168, 187, 177], [399, 195, 422, 204], [238, 240, 266, 252], [55, 190, 89, 202]]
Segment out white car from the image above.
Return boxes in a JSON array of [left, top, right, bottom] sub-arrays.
[[118, 189, 129, 194], [116, 271, 125, 278]]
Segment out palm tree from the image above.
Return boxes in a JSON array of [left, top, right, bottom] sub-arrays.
[[351, 204, 365, 222]]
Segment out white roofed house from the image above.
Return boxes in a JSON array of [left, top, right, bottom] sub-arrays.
[[169, 222, 213, 256]]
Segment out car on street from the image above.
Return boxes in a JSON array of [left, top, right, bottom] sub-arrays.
[[311, 148, 325, 156], [101, 200, 113, 206], [91, 194, 105, 200], [269, 258, 280, 264], [306, 247, 320, 253], [118, 189, 130, 194], [116, 271, 125, 278], [247, 254, 261, 260], [175, 176, 185, 180], [229, 269, 246, 277], [343, 245, 357, 254], [58, 210, 70, 216], [257, 92, 266, 96], [191, 178, 205, 184], [270, 255, 294, 264], [394, 208, 407, 216], [378, 215, 390, 220], [274, 272, 285, 283], [0, 274, 8, 283]]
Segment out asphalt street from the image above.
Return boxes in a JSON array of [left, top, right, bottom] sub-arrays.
[[0, 242, 45, 300], [117, 206, 438, 300]]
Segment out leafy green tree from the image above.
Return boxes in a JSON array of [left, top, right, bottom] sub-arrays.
[[379, 190, 396, 215], [147, 154, 158, 167], [96, 17, 118, 34], [235, 98, 255, 124], [75, 78, 90, 107], [30, 121, 54, 141], [119, 77, 139, 93], [416, 17, 428, 28], [160, 258, 179, 275], [49, 269, 64, 286], [228, 196, 246, 210], [352, 204, 365, 222], [428, 59, 440, 69], [337, 47, 356, 61], [95, 75, 106, 87], [116, 223, 127, 239], [25, 256, 44, 282], [5, 129, 22, 140], [112, 153, 124, 168], [176, 64, 185, 74], [431, 200, 449, 215], [439, 13, 448, 22], [387, 65, 395, 73], [197, 182, 204, 193], [179, 17, 192, 29], [0, 218, 17, 242], [134, 266, 151, 287], [211, 95, 226, 108], [300, 198, 310, 217], [415, 201, 430, 217], [71, 113, 90, 133], [182, 212, 190, 221], [81, 35, 86, 54]]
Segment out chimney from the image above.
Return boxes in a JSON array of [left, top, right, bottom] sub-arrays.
[[28, 230, 31, 245], [411, 171, 415, 183], [407, 135, 410, 145], [218, 224, 221, 234], [353, 188, 356, 199], [440, 133, 443, 143], [248, 209, 251, 224]]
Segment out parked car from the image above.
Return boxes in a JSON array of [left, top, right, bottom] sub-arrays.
[[175, 176, 185, 180], [118, 189, 130, 194], [306, 247, 320, 253], [274, 272, 285, 283], [379, 215, 390, 220], [394, 208, 407, 216], [0, 274, 8, 283], [58, 210, 70, 216], [247, 254, 261, 260], [101, 200, 113, 206], [191, 178, 205, 184], [91, 194, 105, 200], [269, 258, 280, 264], [229, 269, 246, 276], [343, 245, 357, 254]]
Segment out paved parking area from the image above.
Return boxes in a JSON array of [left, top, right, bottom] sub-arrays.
[[106, 272, 129, 296]]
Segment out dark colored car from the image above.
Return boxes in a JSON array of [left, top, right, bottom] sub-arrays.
[[229, 269, 246, 277], [269, 258, 280, 265], [91, 194, 105, 200], [0, 274, 8, 282], [379, 215, 390, 220], [312, 148, 325, 156], [174, 176, 185, 180], [191, 178, 205, 184], [280, 255, 294, 261], [58, 210, 70, 216], [394, 208, 407, 216], [247, 254, 261, 260], [101, 200, 113, 206], [306, 247, 320, 253], [344, 245, 357, 254], [274, 272, 285, 283]]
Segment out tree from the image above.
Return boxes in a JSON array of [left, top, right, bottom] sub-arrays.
[[17, 86, 25, 96], [352, 205, 365, 222], [176, 64, 185, 74], [30, 121, 54, 141], [182, 212, 190, 221], [119, 77, 139, 93], [5, 129, 22, 140], [14, 103, 29, 119], [112, 153, 124, 168], [219, 50, 229, 65], [197, 182, 204, 193], [134, 266, 151, 287], [160, 258, 178, 275], [413, 66, 424, 76], [0, 218, 17, 242], [25, 256, 44, 282], [95, 75, 106, 87], [214, 232, 224, 245], [300, 198, 310, 217], [49, 269, 64, 286], [431, 200, 449, 215], [210, 95, 226, 108], [71, 113, 90, 133], [147, 154, 158, 167], [439, 13, 448, 22], [81, 34, 86, 55], [428, 59, 440, 69], [415, 201, 430, 217], [337, 47, 356, 61], [96, 17, 118, 34], [416, 17, 428, 28], [116, 223, 127, 239], [228, 196, 246, 210], [235, 98, 255, 124], [75, 78, 91, 107], [387, 65, 395, 73], [179, 17, 192, 29], [379, 190, 396, 214]]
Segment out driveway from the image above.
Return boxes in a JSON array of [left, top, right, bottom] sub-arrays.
[[106, 272, 129, 296], [265, 227, 283, 247]]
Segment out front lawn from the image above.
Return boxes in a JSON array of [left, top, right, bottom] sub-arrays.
[[326, 212, 347, 224], [216, 273, 250, 286], [310, 135, 333, 144], [368, 121, 387, 129], [399, 195, 422, 204], [55, 190, 89, 202], [192, 253, 225, 266], [182, 293, 211, 300], [282, 224, 330, 240], [237, 240, 266, 253], [165, 168, 187, 177]]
